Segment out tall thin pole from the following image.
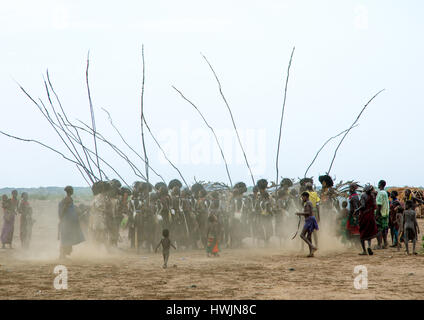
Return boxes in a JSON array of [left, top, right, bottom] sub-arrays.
[[140, 44, 149, 183], [202, 54, 255, 186], [327, 89, 385, 175], [172, 85, 233, 188], [304, 124, 359, 178], [275, 46, 295, 190], [86, 51, 102, 180]]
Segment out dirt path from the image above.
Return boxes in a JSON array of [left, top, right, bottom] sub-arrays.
[[1, 200, 423, 300], [1, 237, 423, 300]]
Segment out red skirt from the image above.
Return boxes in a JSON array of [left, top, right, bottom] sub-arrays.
[[346, 219, 360, 236], [359, 210, 378, 240], [207, 237, 219, 254]]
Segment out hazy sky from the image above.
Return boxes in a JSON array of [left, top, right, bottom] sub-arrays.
[[1, 0, 423, 188]]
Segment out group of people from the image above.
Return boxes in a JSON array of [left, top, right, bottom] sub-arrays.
[[1, 190, 34, 249], [3, 175, 422, 263], [58, 174, 424, 261], [339, 181, 422, 256]]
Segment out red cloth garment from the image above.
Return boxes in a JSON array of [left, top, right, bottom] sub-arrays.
[[346, 219, 360, 235], [359, 194, 378, 241]]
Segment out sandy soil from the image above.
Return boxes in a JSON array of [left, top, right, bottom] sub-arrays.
[[0, 200, 423, 300]]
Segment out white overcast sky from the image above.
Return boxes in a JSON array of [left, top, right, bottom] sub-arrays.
[[1, 0, 423, 188]]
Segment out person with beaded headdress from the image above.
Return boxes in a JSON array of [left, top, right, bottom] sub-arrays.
[[242, 185, 258, 246], [280, 178, 293, 192], [275, 189, 289, 247], [139, 191, 161, 252], [193, 184, 208, 248], [157, 185, 172, 232], [89, 181, 110, 247], [181, 187, 199, 249], [107, 180, 123, 248], [208, 191, 222, 224], [299, 178, 313, 194], [318, 175, 337, 213], [169, 179, 188, 248], [117, 186, 132, 243], [130, 181, 151, 250], [256, 179, 273, 246], [288, 188, 301, 213], [227, 182, 247, 248]]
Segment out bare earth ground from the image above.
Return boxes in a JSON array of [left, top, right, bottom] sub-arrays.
[[0, 200, 423, 300]]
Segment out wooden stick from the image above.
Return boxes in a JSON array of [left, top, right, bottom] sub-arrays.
[[0, 129, 91, 183], [56, 113, 100, 175], [140, 44, 149, 183], [61, 120, 135, 189], [102, 107, 166, 183], [201, 53, 255, 187], [275, 47, 295, 191], [17, 81, 97, 183], [142, 114, 189, 188], [75, 164, 92, 187], [42, 77, 95, 181], [46, 70, 95, 177], [86, 51, 102, 180], [327, 89, 385, 175], [172, 85, 233, 188], [304, 124, 359, 178], [72, 120, 147, 181]]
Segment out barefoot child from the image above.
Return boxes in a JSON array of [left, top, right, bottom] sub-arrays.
[[402, 200, 420, 255], [155, 229, 176, 268], [389, 191, 403, 248], [296, 192, 318, 257], [338, 201, 350, 242], [395, 205, 404, 251], [206, 214, 221, 257]]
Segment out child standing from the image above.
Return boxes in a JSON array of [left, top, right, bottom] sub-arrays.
[[155, 229, 176, 268], [296, 192, 319, 257], [338, 201, 349, 242], [389, 191, 403, 248], [402, 200, 420, 255], [206, 214, 221, 257]]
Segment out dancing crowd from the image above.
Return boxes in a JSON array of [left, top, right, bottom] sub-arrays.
[[2, 175, 422, 266]]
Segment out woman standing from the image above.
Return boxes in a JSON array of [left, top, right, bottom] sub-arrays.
[[58, 186, 85, 259], [1, 195, 15, 249], [357, 185, 378, 255], [18, 192, 34, 249]]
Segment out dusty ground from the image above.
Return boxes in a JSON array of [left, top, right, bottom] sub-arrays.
[[0, 199, 423, 300]]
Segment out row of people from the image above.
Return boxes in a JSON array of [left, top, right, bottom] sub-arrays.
[[32, 176, 424, 259], [1, 190, 34, 249]]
